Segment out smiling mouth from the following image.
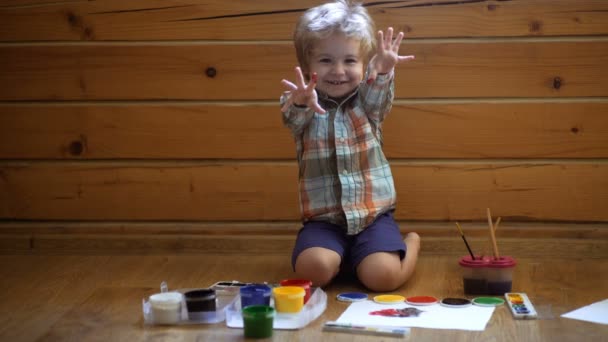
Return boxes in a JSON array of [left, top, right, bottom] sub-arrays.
[[326, 80, 348, 85]]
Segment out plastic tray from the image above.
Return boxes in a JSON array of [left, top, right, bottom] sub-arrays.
[[226, 287, 327, 330], [143, 288, 237, 325]]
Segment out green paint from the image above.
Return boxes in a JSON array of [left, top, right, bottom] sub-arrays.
[[473, 297, 505, 307]]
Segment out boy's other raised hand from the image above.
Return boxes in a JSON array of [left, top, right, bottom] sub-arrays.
[[367, 27, 415, 84], [281, 67, 326, 114]]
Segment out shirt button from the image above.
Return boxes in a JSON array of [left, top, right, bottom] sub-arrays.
[[342, 170, 348, 175], [339, 137, 345, 143]]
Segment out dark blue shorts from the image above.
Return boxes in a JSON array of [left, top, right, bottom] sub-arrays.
[[291, 211, 407, 273]]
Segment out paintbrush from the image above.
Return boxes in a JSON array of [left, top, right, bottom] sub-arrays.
[[487, 208, 500, 259], [455, 222, 476, 260]]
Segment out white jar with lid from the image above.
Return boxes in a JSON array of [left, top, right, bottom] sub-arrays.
[[149, 292, 183, 324]]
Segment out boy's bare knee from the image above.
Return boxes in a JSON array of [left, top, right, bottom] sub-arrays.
[[357, 252, 407, 292], [358, 266, 402, 292], [294, 248, 340, 287]]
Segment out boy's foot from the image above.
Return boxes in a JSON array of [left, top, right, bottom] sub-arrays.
[[404, 232, 420, 254]]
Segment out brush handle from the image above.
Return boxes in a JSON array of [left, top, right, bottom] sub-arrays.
[[460, 235, 475, 260], [486, 208, 500, 258]]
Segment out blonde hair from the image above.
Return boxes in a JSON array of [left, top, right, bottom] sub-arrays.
[[294, 0, 376, 79]]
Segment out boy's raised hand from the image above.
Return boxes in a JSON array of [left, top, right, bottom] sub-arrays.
[[367, 27, 415, 84], [281, 67, 326, 114]]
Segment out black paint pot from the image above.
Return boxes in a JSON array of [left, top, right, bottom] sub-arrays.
[[184, 288, 216, 320]]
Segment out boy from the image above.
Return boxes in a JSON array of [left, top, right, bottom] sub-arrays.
[[280, 0, 420, 292]]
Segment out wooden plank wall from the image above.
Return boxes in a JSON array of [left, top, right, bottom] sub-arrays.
[[1, 0, 607, 256]]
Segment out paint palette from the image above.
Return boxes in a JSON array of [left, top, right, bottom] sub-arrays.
[[337, 292, 368, 302], [373, 295, 405, 304], [472, 297, 505, 307], [405, 296, 439, 306], [440, 297, 472, 308], [505, 293, 538, 319]]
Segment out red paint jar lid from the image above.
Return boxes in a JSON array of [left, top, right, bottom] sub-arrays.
[[279, 279, 312, 287]]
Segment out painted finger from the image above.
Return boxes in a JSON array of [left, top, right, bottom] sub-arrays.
[[306, 72, 318, 92], [367, 68, 378, 85]]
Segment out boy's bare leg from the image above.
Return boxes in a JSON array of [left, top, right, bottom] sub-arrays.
[[356, 232, 421, 292], [294, 247, 341, 287]]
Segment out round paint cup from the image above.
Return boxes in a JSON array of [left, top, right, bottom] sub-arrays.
[[486, 256, 516, 295], [149, 291, 183, 324], [272, 286, 305, 313], [459, 255, 490, 295], [184, 288, 216, 320], [240, 284, 272, 309], [279, 279, 312, 303], [242, 305, 275, 338]]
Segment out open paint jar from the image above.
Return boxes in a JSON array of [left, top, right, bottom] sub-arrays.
[[240, 284, 272, 309], [242, 305, 275, 338], [459, 255, 516, 295], [149, 292, 183, 324], [184, 288, 216, 320], [279, 279, 312, 303], [272, 286, 305, 313]]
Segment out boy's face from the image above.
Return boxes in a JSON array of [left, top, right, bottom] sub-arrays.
[[308, 33, 364, 99]]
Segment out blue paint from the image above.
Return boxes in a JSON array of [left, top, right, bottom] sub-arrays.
[[337, 292, 368, 302]]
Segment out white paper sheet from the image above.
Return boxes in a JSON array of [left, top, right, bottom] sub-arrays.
[[336, 300, 494, 331], [561, 299, 608, 325]]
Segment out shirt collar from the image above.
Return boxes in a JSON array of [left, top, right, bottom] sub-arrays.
[[317, 86, 359, 110]]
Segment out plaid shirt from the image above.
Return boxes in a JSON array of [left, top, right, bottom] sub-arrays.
[[281, 70, 397, 235]]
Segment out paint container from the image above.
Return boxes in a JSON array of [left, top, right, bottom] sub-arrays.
[[272, 286, 305, 313], [486, 256, 516, 295], [242, 305, 275, 338], [240, 284, 272, 309], [149, 292, 183, 324], [459, 255, 516, 295], [459, 255, 490, 295], [279, 279, 312, 303], [184, 288, 216, 320]]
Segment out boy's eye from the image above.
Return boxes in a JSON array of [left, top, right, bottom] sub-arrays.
[[345, 58, 358, 64], [319, 58, 332, 63]]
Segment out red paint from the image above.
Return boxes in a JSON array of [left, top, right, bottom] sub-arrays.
[[370, 307, 423, 317], [406, 296, 438, 305]]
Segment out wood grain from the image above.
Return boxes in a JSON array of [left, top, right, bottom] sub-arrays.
[[1, 222, 607, 258], [1, 101, 607, 159], [0, 254, 606, 341], [1, 41, 607, 100], [1, 0, 607, 40], [1, 162, 607, 221]]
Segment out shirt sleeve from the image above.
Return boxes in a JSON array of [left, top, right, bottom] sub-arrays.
[[280, 91, 315, 136], [358, 67, 395, 125]]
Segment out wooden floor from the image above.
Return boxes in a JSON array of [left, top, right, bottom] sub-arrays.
[[0, 253, 606, 342]]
